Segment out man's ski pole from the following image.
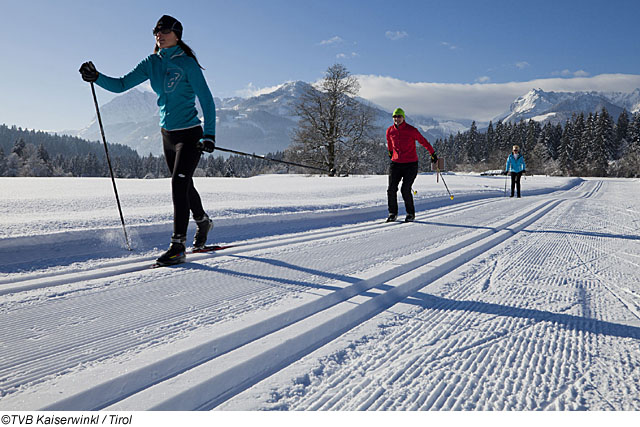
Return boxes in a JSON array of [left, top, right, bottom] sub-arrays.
[[213, 146, 336, 175], [437, 165, 454, 200], [90, 82, 132, 251]]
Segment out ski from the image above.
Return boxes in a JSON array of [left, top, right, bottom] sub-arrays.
[[150, 245, 234, 269], [191, 244, 234, 253]]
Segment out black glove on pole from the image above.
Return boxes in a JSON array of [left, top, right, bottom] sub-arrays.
[[80, 61, 99, 82], [90, 82, 132, 251], [196, 135, 216, 153]]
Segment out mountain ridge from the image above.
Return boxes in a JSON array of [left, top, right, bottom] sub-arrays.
[[63, 81, 469, 156], [495, 87, 640, 125], [62, 83, 640, 156]]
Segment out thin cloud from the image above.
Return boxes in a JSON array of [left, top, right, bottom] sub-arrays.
[[355, 73, 640, 122], [319, 36, 343, 46], [475, 76, 491, 83], [235, 82, 289, 98], [441, 42, 459, 50], [337, 52, 359, 59], [552, 69, 590, 77], [516, 61, 530, 69], [386, 30, 408, 41]]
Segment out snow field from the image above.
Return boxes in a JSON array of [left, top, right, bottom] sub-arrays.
[[1, 175, 639, 411]]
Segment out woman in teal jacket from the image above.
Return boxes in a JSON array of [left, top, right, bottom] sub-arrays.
[[505, 145, 526, 198], [80, 15, 216, 265]]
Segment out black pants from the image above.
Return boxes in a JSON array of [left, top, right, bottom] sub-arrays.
[[161, 126, 206, 238], [510, 171, 523, 197], [387, 161, 419, 216]]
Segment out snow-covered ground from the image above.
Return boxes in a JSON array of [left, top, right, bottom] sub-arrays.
[[1, 173, 639, 411]]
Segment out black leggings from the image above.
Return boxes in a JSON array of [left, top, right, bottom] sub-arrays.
[[161, 126, 205, 238], [387, 161, 419, 215], [510, 171, 523, 197]]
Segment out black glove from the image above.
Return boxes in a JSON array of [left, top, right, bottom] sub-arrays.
[[196, 135, 215, 153], [522, 170, 526, 175], [503, 170, 508, 176], [79, 61, 99, 82], [430, 152, 438, 164]]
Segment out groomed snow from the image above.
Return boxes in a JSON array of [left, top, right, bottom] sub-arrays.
[[1, 173, 639, 411]]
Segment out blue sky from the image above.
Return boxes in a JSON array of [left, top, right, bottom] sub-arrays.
[[2, 0, 640, 131]]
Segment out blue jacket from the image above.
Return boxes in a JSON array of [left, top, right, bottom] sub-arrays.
[[95, 45, 216, 136], [505, 153, 526, 173]]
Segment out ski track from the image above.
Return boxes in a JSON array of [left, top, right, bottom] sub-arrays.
[[1, 179, 640, 410]]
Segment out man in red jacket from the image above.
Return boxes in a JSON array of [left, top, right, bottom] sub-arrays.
[[386, 108, 438, 222]]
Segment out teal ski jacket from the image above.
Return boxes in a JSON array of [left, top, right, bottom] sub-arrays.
[[505, 153, 526, 173], [95, 45, 216, 136]]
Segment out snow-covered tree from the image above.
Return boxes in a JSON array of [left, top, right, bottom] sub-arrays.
[[615, 110, 630, 158]]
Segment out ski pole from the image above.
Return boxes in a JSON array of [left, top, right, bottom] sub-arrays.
[[436, 165, 454, 200], [213, 146, 336, 175], [504, 172, 508, 197], [90, 82, 132, 251]]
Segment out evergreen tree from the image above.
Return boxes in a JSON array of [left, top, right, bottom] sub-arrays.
[[597, 108, 616, 162], [0, 148, 6, 176], [613, 113, 640, 177], [615, 109, 630, 158], [37, 144, 50, 163], [12, 138, 26, 157], [551, 123, 564, 160], [630, 114, 640, 150], [571, 113, 586, 174], [587, 112, 608, 176], [22, 149, 53, 177], [525, 119, 540, 153], [559, 120, 575, 175], [82, 153, 99, 176], [466, 121, 480, 162], [5, 153, 22, 177]]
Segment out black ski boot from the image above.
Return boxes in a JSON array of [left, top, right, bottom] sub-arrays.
[[193, 214, 213, 249], [156, 234, 186, 266], [404, 214, 415, 222], [386, 213, 397, 223]]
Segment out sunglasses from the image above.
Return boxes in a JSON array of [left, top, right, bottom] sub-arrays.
[[153, 28, 174, 35], [393, 115, 403, 118]]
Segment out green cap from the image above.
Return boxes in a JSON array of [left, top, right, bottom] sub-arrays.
[[392, 108, 405, 117]]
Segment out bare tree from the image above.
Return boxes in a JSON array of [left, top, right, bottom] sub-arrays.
[[287, 64, 383, 175]]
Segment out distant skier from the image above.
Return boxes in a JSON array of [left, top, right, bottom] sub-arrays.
[[79, 15, 216, 266], [504, 145, 526, 198], [386, 108, 438, 222]]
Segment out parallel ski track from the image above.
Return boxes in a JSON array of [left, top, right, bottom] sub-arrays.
[[242, 181, 636, 411], [0, 197, 501, 296], [105, 198, 566, 410], [0, 182, 598, 411]]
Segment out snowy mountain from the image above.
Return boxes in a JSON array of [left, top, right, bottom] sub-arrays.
[[66, 81, 468, 156], [496, 88, 640, 125], [71, 84, 303, 157]]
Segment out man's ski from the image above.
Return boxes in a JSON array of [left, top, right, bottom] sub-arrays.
[[150, 244, 234, 268]]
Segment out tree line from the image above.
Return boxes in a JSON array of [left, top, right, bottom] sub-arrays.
[[283, 63, 640, 178], [0, 124, 286, 178], [433, 109, 640, 177], [3, 68, 640, 179]]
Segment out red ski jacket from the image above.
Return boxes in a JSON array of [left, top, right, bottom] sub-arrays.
[[386, 122, 435, 163]]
